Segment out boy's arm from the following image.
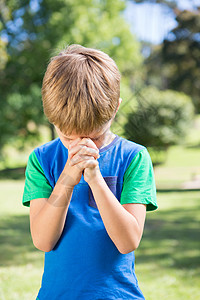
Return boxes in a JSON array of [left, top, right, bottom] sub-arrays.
[[30, 139, 99, 252], [30, 161, 79, 252], [30, 174, 73, 252], [69, 138, 148, 255], [88, 177, 146, 254]]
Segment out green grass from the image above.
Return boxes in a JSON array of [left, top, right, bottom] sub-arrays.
[[0, 179, 199, 299], [136, 191, 200, 300], [154, 145, 200, 189], [0, 180, 43, 300], [153, 114, 200, 189]]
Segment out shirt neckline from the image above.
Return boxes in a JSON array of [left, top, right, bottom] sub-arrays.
[[99, 134, 120, 153]]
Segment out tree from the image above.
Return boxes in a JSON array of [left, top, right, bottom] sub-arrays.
[[0, 0, 143, 158], [161, 9, 200, 113], [122, 86, 194, 164], [130, 1, 200, 113], [0, 38, 8, 70], [144, 8, 200, 113]]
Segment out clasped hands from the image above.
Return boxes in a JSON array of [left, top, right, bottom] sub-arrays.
[[67, 137, 101, 185]]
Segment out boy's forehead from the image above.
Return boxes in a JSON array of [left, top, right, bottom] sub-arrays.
[[59, 123, 110, 139], [64, 132, 98, 139], [65, 129, 103, 139]]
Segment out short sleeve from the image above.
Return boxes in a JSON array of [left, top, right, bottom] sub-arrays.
[[120, 148, 158, 211], [22, 151, 53, 207]]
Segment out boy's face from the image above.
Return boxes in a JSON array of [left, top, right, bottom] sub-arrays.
[[55, 120, 112, 150]]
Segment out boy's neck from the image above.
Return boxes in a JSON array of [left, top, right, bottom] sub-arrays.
[[99, 131, 116, 149]]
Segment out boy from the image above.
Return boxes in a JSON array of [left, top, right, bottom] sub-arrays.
[[22, 44, 158, 300]]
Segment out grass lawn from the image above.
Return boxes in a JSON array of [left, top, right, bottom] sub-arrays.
[[0, 180, 44, 300], [154, 145, 200, 189], [153, 114, 200, 190], [136, 190, 200, 300], [0, 179, 199, 300]]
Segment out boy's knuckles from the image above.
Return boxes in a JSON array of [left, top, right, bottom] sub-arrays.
[[79, 145, 87, 153], [69, 144, 94, 157], [79, 147, 98, 156], [78, 138, 98, 150], [68, 146, 80, 156], [79, 138, 90, 145], [69, 143, 99, 160], [71, 155, 95, 166], [83, 159, 98, 168]]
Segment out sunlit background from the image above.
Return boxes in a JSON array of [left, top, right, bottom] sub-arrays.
[[0, 0, 200, 299]]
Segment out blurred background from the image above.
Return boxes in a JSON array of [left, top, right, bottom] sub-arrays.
[[0, 0, 200, 299]]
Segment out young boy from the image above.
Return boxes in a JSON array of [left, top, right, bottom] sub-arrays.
[[22, 44, 158, 300]]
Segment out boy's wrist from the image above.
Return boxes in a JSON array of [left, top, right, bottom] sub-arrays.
[[87, 172, 104, 188], [59, 168, 77, 190]]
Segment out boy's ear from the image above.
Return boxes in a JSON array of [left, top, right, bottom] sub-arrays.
[[116, 97, 122, 112], [118, 97, 122, 107], [112, 98, 122, 120], [111, 98, 122, 122]]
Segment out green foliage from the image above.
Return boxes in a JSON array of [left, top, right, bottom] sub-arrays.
[[111, 81, 138, 137], [0, 0, 143, 154], [0, 84, 44, 147], [145, 8, 200, 113], [162, 9, 200, 113], [123, 86, 195, 149], [0, 38, 8, 70]]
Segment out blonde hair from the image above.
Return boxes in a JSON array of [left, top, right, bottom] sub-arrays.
[[42, 44, 120, 135]]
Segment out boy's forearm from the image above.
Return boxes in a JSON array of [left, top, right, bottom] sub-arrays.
[[31, 171, 74, 252], [89, 177, 142, 254]]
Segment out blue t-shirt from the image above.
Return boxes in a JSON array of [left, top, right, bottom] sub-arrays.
[[22, 134, 157, 300]]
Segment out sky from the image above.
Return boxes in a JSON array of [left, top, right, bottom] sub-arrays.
[[124, 0, 200, 44]]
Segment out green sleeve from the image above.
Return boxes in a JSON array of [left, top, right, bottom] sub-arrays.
[[120, 148, 158, 211], [22, 151, 53, 207]]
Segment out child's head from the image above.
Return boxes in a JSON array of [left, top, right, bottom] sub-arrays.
[[42, 44, 121, 137]]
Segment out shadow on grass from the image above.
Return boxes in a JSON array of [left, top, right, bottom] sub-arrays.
[[0, 214, 43, 267], [0, 167, 25, 180], [185, 143, 200, 149], [137, 201, 200, 272], [157, 188, 200, 193]]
